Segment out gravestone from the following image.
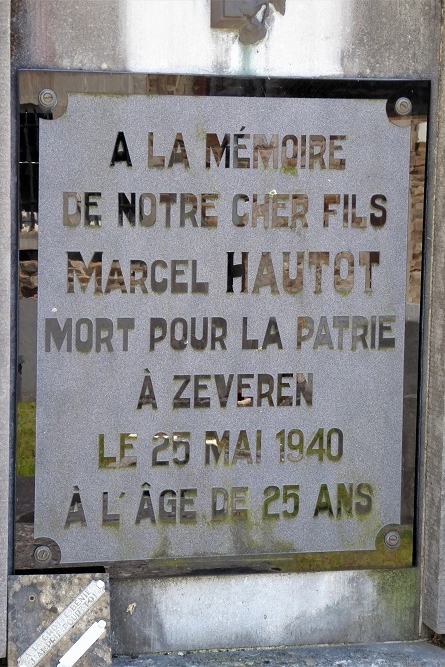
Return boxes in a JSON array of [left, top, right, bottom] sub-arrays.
[[25, 72, 427, 573], [7, 0, 445, 658]]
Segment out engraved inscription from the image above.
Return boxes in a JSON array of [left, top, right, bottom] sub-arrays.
[[35, 90, 415, 566]]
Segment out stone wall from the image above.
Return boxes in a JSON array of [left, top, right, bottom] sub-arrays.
[[408, 121, 427, 306], [19, 257, 37, 298]]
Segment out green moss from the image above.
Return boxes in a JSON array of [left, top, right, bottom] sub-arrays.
[[366, 566, 418, 623], [150, 534, 172, 559], [280, 166, 298, 176], [16, 402, 36, 476]]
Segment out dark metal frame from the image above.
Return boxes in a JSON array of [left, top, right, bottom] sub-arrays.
[[16, 70, 429, 575]]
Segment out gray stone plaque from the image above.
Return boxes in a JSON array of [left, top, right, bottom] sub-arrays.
[[32, 73, 427, 568]]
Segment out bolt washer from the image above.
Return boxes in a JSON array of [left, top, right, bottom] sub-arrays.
[[384, 530, 401, 550], [33, 544, 52, 563], [395, 97, 412, 116], [38, 88, 58, 109]]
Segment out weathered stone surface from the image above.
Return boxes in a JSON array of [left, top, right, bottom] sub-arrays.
[[421, 13, 445, 636], [113, 642, 445, 667], [11, 0, 126, 71], [342, 0, 440, 78], [110, 570, 418, 654], [8, 574, 111, 667], [0, 0, 11, 659]]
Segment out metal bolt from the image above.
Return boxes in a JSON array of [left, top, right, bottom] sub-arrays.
[[384, 530, 401, 550], [38, 88, 58, 109], [96, 580, 105, 589], [34, 544, 52, 563], [395, 97, 412, 117]]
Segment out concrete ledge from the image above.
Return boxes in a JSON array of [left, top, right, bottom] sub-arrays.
[[113, 642, 445, 667], [110, 570, 419, 654]]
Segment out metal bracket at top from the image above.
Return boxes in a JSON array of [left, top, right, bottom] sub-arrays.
[[211, 0, 286, 45]]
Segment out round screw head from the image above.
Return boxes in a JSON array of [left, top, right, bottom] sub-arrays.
[[384, 530, 401, 550], [34, 544, 52, 563], [38, 88, 58, 109], [395, 97, 412, 117]]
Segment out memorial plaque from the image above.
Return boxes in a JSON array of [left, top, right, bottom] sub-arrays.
[[22, 73, 428, 569]]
